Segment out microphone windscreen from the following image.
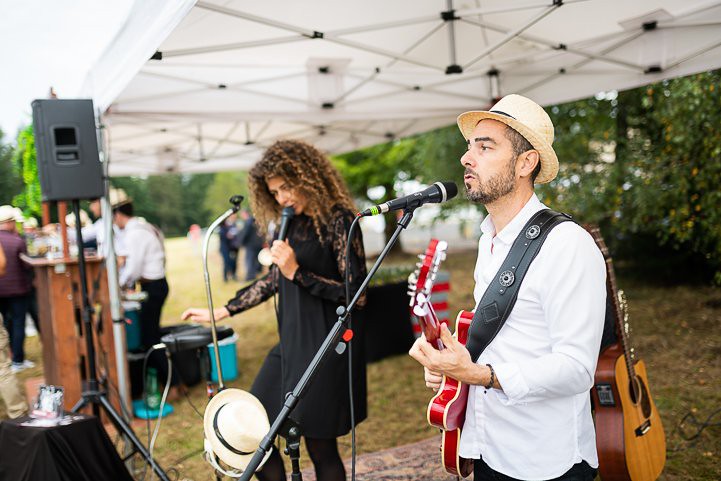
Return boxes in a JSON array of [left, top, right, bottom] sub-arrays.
[[439, 181, 458, 201], [277, 206, 295, 240]]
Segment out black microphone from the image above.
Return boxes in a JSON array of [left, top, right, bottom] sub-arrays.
[[276, 206, 295, 240], [359, 181, 458, 217]]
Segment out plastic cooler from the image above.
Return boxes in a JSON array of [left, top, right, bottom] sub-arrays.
[[207, 333, 239, 382], [123, 301, 142, 351]]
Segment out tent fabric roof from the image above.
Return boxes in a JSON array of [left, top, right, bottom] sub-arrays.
[[102, 0, 721, 175]]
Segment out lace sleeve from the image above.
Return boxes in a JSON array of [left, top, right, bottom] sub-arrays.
[[292, 210, 368, 307], [224, 271, 277, 315]]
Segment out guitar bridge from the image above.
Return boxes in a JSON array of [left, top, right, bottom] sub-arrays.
[[635, 419, 651, 436]]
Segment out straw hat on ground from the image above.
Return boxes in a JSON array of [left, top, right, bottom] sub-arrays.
[[457, 94, 559, 184], [203, 388, 270, 472]]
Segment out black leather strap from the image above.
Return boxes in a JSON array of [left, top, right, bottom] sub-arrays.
[[466, 209, 572, 362]]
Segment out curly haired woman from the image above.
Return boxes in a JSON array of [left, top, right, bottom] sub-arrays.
[[182, 139, 367, 481]]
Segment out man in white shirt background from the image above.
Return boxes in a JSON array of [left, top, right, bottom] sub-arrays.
[[409, 94, 606, 481], [113, 199, 171, 389]]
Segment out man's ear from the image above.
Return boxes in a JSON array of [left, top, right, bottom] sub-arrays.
[[517, 150, 540, 179]]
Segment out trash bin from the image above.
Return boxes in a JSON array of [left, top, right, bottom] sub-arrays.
[[207, 333, 239, 382]]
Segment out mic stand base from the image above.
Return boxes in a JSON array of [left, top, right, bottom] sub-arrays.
[[238, 208, 416, 481]]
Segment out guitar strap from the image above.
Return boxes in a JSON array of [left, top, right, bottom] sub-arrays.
[[466, 208, 572, 363]]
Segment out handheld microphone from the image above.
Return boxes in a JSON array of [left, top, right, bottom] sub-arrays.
[[276, 206, 295, 241], [359, 181, 458, 217]]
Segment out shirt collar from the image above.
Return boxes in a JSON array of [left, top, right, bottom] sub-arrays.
[[483, 193, 547, 246]]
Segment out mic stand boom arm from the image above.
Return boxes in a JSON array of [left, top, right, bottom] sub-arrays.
[[203, 195, 243, 391], [239, 207, 417, 480]]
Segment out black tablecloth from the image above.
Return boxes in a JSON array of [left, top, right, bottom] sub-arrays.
[[0, 414, 134, 481]]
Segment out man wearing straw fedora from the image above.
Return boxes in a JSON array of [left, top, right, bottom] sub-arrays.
[[410, 95, 606, 480]]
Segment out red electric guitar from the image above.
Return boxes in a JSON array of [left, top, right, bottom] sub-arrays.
[[408, 239, 474, 478]]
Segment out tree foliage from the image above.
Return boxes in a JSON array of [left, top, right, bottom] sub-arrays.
[[0, 129, 22, 205], [12, 125, 42, 219]]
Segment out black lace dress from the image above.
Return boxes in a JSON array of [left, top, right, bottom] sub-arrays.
[[225, 207, 367, 439]]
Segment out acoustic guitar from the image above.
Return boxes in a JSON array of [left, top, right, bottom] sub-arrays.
[[408, 239, 474, 478], [588, 226, 666, 481]]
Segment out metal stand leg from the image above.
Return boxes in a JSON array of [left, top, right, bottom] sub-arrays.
[[69, 199, 171, 481]]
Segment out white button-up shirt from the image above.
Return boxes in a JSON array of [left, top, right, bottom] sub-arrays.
[[118, 217, 165, 287], [459, 193, 606, 480]]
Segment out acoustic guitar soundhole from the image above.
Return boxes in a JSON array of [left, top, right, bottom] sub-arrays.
[[629, 376, 652, 418]]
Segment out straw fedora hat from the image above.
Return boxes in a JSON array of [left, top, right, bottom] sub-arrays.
[[203, 388, 270, 472], [0, 205, 21, 224], [457, 94, 559, 184], [109, 187, 131, 208], [65, 209, 91, 228]]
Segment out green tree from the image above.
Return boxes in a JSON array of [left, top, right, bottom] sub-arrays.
[[203, 171, 250, 219], [0, 129, 22, 205], [12, 125, 42, 219], [334, 139, 417, 253]]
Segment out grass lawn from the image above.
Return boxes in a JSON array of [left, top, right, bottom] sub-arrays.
[[7, 236, 721, 480]]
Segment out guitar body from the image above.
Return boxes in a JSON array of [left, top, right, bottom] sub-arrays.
[[587, 225, 666, 480], [594, 346, 666, 481], [426, 310, 474, 478]]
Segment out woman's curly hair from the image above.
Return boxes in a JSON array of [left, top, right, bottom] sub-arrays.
[[248, 140, 356, 241]]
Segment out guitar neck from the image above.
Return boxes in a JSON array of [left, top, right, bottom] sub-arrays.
[[588, 226, 637, 382], [414, 300, 444, 351]]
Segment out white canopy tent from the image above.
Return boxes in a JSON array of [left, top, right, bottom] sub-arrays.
[[103, 0, 721, 176]]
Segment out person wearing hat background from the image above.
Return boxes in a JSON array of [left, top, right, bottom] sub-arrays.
[[0, 205, 35, 373], [409, 95, 606, 481], [0, 241, 29, 417]]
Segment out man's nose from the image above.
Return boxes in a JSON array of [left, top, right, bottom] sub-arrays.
[[461, 150, 474, 167]]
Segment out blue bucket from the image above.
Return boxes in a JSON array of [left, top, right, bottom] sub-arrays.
[[207, 334, 239, 382]]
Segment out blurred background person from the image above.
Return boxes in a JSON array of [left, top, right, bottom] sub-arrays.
[[0, 242, 29, 418], [0, 205, 34, 373], [238, 209, 264, 281], [218, 213, 239, 282]]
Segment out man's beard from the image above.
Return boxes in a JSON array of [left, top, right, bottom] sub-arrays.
[[464, 158, 516, 205]]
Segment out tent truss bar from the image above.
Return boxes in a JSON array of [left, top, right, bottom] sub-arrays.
[[517, 29, 646, 95], [195, 1, 316, 37], [333, 22, 446, 105], [665, 38, 721, 71], [444, 0, 462, 74], [325, 14, 439, 36], [161, 35, 306, 58], [455, 0, 591, 17], [459, 18, 646, 71], [194, 1, 444, 71], [207, 122, 242, 159], [463, 3, 562, 70]]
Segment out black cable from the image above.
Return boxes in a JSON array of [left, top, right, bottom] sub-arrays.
[[668, 406, 721, 452], [344, 215, 362, 481]]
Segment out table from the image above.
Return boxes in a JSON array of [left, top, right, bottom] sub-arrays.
[[0, 414, 134, 481]]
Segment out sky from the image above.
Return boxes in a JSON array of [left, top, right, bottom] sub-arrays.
[[0, 0, 134, 140]]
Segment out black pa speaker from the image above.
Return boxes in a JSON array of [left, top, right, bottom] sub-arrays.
[[31, 99, 104, 202]]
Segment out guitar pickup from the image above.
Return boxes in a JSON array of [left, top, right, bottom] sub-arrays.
[[595, 383, 615, 406], [635, 419, 651, 437]]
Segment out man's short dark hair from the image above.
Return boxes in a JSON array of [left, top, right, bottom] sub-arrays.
[[113, 202, 133, 217], [504, 125, 541, 182]]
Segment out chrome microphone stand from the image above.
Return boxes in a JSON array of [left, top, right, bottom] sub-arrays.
[[202, 195, 243, 391]]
